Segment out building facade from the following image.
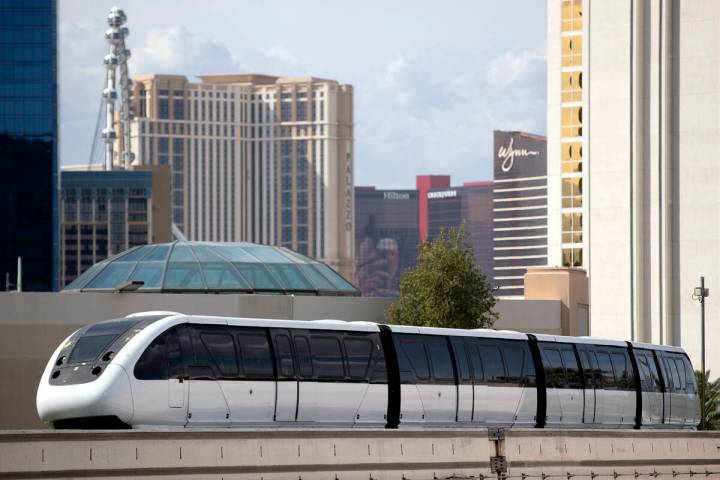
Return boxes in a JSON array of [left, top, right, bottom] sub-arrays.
[[59, 166, 171, 287], [427, 182, 495, 282], [493, 131, 548, 298], [354, 187, 419, 297], [120, 74, 354, 280], [0, 0, 58, 291], [547, 0, 720, 373]]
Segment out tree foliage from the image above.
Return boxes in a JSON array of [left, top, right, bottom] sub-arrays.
[[386, 225, 498, 329], [696, 370, 720, 430]]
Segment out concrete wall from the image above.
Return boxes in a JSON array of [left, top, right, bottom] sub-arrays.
[[0, 292, 560, 429], [0, 428, 717, 479]]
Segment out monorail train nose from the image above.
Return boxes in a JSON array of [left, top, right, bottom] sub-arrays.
[[36, 363, 134, 426]]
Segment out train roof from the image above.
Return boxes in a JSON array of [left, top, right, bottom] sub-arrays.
[[123, 312, 689, 354]]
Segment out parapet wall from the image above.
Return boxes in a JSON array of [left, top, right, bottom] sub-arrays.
[[0, 428, 717, 480]]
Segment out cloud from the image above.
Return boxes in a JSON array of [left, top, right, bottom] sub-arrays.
[[487, 48, 545, 88]]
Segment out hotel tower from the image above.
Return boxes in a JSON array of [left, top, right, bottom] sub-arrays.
[[116, 74, 354, 280]]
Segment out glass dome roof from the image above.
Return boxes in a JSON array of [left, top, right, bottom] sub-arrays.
[[63, 241, 359, 296]]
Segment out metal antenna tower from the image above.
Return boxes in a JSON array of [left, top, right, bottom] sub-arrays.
[[102, 7, 133, 170]]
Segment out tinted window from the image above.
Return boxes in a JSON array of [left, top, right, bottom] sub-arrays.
[[596, 351, 616, 388], [451, 339, 471, 383], [681, 356, 697, 393], [673, 358, 687, 390], [479, 345, 505, 383], [610, 351, 633, 390], [369, 344, 388, 383], [294, 336, 313, 378], [344, 337, 374, 380], [396, 336, 430, 382], [560, 347, 582, 388], [167, 328, 183, 379], [274, 334, 295, 378], [86, 319, 135, 335], [502, 346, 525, 385], [467, 343, 485, 382], [426, 337, 454, 382], [311, 336, 344, 379], [134, 332, 168, 380], [543, 348, 566, 388], [69, 335, 116, 364], [237, 331, 273, 378], [201, 333, 238, 377]]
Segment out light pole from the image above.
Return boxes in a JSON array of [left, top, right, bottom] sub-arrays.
[[693, 276, 709, 430]]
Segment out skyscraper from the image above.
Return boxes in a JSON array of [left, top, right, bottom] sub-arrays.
[[354, 187, 419, 297], [121, 74, 354, 280], [0, 0, 58, 291], [547, 1, 720, 374], [493, 131, 548, 298]]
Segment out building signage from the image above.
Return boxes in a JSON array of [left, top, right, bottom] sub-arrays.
[[383, 191, 411, 200], [427, 190, 457, 199], [345, 151, 353, 232], [497, 137, 540, 172]]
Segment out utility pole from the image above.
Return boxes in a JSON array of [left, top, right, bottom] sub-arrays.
[[693, 276, 709, 430]]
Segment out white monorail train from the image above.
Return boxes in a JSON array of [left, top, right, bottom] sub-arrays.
[[37, 312, 700, 429]]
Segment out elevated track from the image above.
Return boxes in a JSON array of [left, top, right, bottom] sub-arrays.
[[1, 428, 719, 479]]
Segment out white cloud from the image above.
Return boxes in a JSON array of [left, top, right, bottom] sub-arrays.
[[487, 48, 545, 88]]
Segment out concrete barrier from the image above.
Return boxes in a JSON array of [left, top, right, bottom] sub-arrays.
[[0, 428, 718, 480]]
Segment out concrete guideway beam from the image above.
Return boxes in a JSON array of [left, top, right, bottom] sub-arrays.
[[0, 428, 719, 479]]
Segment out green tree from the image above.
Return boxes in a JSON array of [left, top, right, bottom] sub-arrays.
[[695, 370, 720, 430], [386, 225, 498, 329]]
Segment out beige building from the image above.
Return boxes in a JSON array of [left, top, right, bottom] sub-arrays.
[[547, 0, 720, 373], [116, 74, 354, 279]]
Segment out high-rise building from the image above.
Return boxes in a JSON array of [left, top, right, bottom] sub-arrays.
[[547, 0, 585, 272], [120, 74, 354, 280], [547, 1, 720, 373], [59, 166, 172, 287], [0, 0, 58, 291], [427, 182, 495, 281], [354, 187, 419, 297], [493, 131, 548, 298]]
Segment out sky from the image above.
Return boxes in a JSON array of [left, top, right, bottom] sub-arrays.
[[59, 1, 547, 189]]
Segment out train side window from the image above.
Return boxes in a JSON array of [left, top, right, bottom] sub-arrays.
[[673, 358, 687, 391], [595, 351, 616, 389], [425, 337, 454, 383], [273, 334, 295, 379], [560, 347, 582, 388], [467, 342, 485, 383], [134, 330, 169, 380], [399, 337, 430, 382], [294, 335, 313, 379], [501, 346, 523, 385], [201, 333, 239, 378], [478, 345, 505, 383], [610, 351, 633, 390], [543, 348, 567, 388], [450, 338, 472, 384], [646, 353, 662, 391], [369, 340, 388, 383], [578, 350, 595, 389], [188, 329, 217, 379], [681, 356, 697, 394], [311, 335, 345, 380], [237, 331, 273, 379], [344, 337, 374, 380], [167, 328, 184, 379], [636, 355, 652, 391]]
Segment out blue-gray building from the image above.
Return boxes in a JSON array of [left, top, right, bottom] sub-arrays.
[[0, 0, 58, 290], [60, 167, 172, 288]]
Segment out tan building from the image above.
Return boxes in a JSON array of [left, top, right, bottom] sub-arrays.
[[59, 165, 172, 287], [117, 74, 354, 279], [547, 1, 720, 374]]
